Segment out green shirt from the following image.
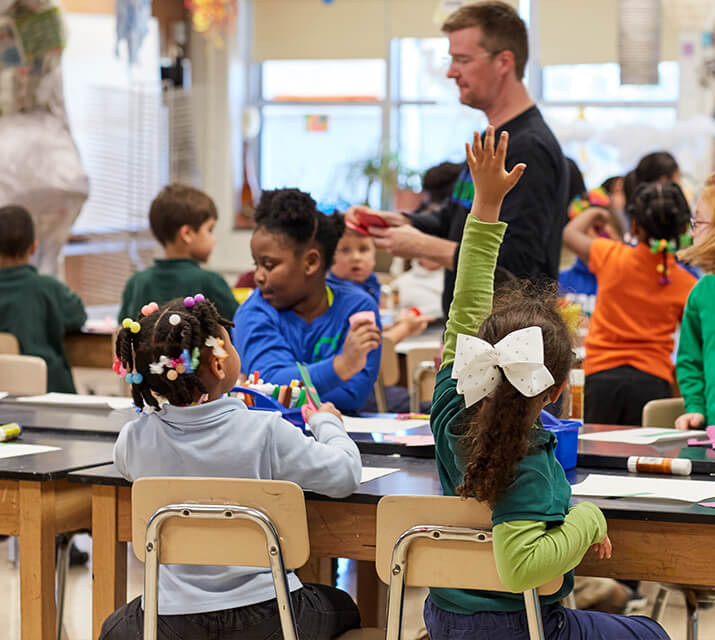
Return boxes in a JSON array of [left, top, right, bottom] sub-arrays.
[[0, 264, 87, 393], [118, 258, 238, 322], [430, 216, 606, 613], [677, 274, 715, 426]]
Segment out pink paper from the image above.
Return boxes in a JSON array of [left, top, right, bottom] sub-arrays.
[[688, 425, 715, 448], [349, 311, 376, 327], [383, 434, 435, 446], [698, 501, 715, 508]]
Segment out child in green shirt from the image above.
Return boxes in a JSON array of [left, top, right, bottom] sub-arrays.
[[425, 128, 668, 639], [118, 185, 238, 322], [0, 205, 87, 393], [676, 173, 715, 430]]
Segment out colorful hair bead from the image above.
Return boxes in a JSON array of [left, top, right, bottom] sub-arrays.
[[129, 321, 141, 334], [181, 348, 195, 373], [194, 293, 206, 303], [112, 354, 127, 377], [126, 372, 143, 384], [190, 347, 200, 371], [169, 313, 181, 326], [166, 369, 178, 381], [184, 296, 195, 308], [141, 302, 159, 316], [121, 318, 133, 329]]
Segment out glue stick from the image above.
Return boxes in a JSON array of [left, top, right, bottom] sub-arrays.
[[627, 456, 692, 476], [0, 422, 22, 442], [568, 369, 584, 422]]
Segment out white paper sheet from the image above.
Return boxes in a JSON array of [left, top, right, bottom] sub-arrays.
[[361, 467, 399, 484], [342, 416, 427, 434], [578, 427, 707, 445], [0, 444, 60, 459], [15, 393, 133, 411], [571, 473, 715, 502], [0, 392, 8, 400]]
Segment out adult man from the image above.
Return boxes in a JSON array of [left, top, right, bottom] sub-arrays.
[[350, 1, 568, 317]]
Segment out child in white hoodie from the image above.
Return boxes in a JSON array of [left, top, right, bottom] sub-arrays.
[[101, 295, 362, 640]]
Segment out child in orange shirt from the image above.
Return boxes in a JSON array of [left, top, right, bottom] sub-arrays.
[[563, 181, 696, 425]]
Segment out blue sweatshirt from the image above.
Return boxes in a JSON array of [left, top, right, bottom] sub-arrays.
[[327, 271, 381, 305], [232, 278, 382, 411]]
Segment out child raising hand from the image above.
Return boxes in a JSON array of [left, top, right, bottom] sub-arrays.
[[425, 128, 667, 639]]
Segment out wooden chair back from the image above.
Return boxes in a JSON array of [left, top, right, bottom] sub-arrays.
[[642, 397, 685, 428], [0, 333, 20, 354], [0, 354, 47, 395], [376, 494, 562, 594], [131, 477, 309, 567]]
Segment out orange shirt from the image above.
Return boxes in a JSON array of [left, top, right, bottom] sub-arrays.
[[584, 239, 696, 383]]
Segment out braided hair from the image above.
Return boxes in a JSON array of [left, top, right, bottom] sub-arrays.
[[254, 188, 345, 270], [627, 181, 690, 285], [115, 298, 234, 410]]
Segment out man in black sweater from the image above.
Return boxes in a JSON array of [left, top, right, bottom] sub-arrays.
[[349, 1, 568, 317]]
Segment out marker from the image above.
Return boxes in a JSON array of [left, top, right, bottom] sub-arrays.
[[253, 370, 260, 384], [396, 413, 430, 420], [271, 385, 281, 400], [0, 423, 22, 442]]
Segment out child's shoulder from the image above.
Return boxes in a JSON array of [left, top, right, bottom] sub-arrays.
[[688, 272, 715, 297], [330, 276, 379, 311]]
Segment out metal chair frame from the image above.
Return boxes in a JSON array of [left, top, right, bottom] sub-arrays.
[[383, 524, 545, 640], [143, 503, 298, 640]]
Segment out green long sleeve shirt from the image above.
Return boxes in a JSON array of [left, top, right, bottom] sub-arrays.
[[0, 264, 87, 393], [430, 216, 606, 613], [676, 274, 715, 426], [118, 258, 238, 322]]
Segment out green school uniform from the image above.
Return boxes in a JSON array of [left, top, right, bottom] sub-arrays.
[[429, 216, 606, 614], [0, 264, 87, 393], [676, 274, 715, 426], [118, 258, 238, 322]]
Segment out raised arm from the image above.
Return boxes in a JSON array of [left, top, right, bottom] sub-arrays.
[[441, 128, 526, 369], [562, 207, 610, 265]]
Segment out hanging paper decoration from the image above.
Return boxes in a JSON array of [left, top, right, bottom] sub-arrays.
[[185, 0, 238, 47], [115, 0, 152, 66]]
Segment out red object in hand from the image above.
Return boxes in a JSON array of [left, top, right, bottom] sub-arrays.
[[347, 208, 390, 235], [408, 306, 421, 316]]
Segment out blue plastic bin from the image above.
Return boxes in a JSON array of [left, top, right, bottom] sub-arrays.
[[233, 386, 305, 430], [540, 410, 580, 470]]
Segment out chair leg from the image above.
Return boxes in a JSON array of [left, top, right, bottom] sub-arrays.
[[651, 586, 670, 622], [523, 588, 545, 640], [562, 592, 577, 609], [56, 533, 73, 640], [685, 591, 698, 640]]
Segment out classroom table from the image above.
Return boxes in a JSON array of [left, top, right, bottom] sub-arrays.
[[68, 454, 715, 640], [0, 429, 116, 640]]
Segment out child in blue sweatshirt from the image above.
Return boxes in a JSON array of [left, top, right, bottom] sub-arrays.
[[232, 189, 382, 412]]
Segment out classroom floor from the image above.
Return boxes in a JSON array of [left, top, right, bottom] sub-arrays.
[[0, 535, 713, 640]]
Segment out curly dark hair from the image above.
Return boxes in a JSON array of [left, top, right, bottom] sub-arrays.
[[627, 181, 691, 284], [457, 282, 574, 507], [115, 297, 233, 410], [254, 188, 345, 270], [623, 152, 679, 206]]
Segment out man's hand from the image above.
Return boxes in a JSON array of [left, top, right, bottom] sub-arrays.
[[369, 224, 431, 259], [674, 412, 705, 430], [333, 318, 382, 381]]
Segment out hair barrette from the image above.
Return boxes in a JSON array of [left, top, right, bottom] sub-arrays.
[[141, 301, 159, 316], [184, 293, 206, 308], [169, 313, 181, 326], [205, 335, 228, 360]]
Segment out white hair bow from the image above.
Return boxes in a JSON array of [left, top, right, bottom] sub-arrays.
[[451, 327, 555, 407]]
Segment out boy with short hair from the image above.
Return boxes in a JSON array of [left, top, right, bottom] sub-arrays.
[[0, 205, 87, 393], [118, 184, 238, 321]]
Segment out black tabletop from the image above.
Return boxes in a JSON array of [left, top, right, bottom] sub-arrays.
[[0, 400, 132, 435], [67, 455, 715, 523], [0, 430, 116, 481]]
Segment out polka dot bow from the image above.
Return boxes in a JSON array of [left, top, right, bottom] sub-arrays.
[[451, 327, 555, 407]]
